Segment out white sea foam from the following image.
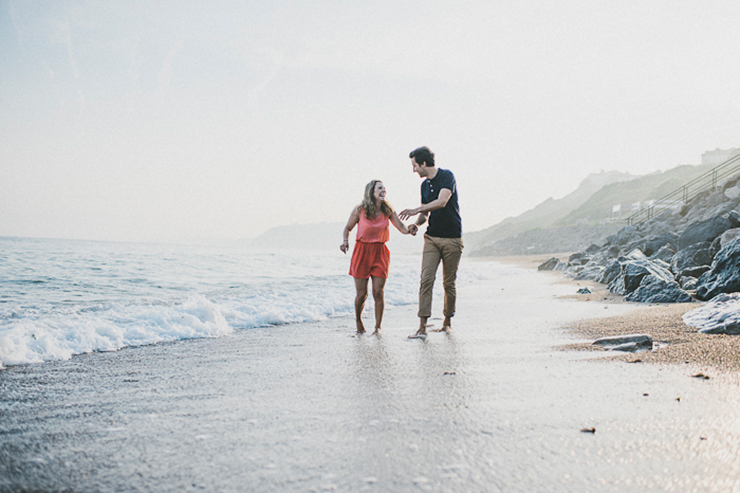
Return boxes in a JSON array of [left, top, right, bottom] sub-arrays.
[[1, 238, 442, 368]]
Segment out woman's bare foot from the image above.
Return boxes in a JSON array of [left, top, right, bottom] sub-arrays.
[[372, 327, 381, 336], [356, 320, 366, 334]]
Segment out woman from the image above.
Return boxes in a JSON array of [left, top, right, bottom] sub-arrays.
[[341, 180, 415, 334]]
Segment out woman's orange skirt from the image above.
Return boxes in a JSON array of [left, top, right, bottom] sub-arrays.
[[349, 241, 390, 279]]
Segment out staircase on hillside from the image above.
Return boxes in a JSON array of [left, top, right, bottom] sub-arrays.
[[626, 151, 740, 226]]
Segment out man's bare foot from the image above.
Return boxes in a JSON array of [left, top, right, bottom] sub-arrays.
[[432, 317, 452, 332], [408, 327, 427, 339]]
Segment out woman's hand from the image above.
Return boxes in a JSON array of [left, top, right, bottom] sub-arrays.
[[407, 224, 418, 236], [340, 240, 349, 253]]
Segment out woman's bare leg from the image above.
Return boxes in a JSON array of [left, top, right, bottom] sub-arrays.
[[354, 277, 369, 333], [371, 276, 386, 335]]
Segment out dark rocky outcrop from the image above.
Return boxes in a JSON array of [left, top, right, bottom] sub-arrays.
[[551, 173, 740, 305], [695, 236, 740, 301], [625, 275, 692, 303], [669, 242, 713, 279], [677, 216, 734, 248]]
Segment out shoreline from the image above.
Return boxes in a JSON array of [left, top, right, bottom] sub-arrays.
[[483, 252, 740, 376]]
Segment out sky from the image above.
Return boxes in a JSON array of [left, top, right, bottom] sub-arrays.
[[1, 0, 739, 243]]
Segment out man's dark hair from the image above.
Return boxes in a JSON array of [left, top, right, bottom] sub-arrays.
[[409, 146, 435, 167]]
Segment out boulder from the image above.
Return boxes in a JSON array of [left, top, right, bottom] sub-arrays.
[[679, 276, 698, 291], [609, 275, 626, 295], [679, 265, 710, 279], [606, 225, 640, 247], [538, 257, 560, 271], [677, 215, 733, 248], [670, 242, 713, 278], [593, 333, 653, 352], [683, 293, 740, 334], [568, 252, 592, 266], [719, 228, 740, 249], [624, 275, 693, 303], [729, 210, 740, 228], [695, 236, 740, 301], [574, 265, 605, 281], [643, 233, 679, 256], [598, 259, 622, 285], [621, 257, 674, 294], [576, 287, 591, 294], [649, 244, 676, 263]]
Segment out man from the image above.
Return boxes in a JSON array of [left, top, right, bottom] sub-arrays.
[[399, 146, 463, 338]]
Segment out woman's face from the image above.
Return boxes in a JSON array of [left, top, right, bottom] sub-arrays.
[[373, 182, 386, 202]]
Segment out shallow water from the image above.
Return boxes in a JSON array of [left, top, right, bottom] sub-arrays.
[[3, 255, 740, 491]]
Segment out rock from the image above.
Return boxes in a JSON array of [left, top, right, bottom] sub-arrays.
[[574, 265, 605, 281], [568, 252, 592, 266], [585, 244, 601, 254], [598, 259, 622, 285], [593, 333, 653, 351], [683, 293, 740, 334], [725, 185, 740, 201], [624, 275, 693, 303], [576, 287, 591, 294], [643, 233, 679, 256], [538, 257, 560, 271], [606, 225, 640, 246], [679, 265, 710, 279], [677, 215, 733, 249], [609, 275, 626, 295], [679, 276, 698, 290], [729, 210, 740, 228], [719, 227, 740, 249], [695, 236, 740, 301], [670, 242, 713, 278], [649, 244, 676, 263], [621, 257, 674, 294]]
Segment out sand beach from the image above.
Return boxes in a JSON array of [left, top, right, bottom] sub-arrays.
[[3, 255, 740, 491], [493, 253, 740, 376]]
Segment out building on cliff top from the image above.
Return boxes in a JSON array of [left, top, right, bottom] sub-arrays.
[[702, 148, 740, 165]]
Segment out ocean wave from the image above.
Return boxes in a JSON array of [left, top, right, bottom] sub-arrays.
[[0, 295, 231, 369], [0, 280, 417, 369]]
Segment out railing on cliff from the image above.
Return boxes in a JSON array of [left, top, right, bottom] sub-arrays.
[[626, 152, 740, 226]]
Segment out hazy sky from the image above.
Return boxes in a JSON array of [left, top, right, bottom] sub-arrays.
[[2, 0, 739, 242]]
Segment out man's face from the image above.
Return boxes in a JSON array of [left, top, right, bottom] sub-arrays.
[[411, 157, 425, 177]]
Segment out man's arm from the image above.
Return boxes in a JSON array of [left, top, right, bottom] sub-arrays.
[[399, 188, 452, 221]]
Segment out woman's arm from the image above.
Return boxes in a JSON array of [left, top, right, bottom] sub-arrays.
[[340, 207, 361, 253], [389, 210, 416, 235]]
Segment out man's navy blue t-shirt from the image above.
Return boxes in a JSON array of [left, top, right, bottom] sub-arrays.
[[421, 168, 462, 238]]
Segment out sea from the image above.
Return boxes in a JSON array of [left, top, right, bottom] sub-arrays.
[[0, 236, 479, 369]]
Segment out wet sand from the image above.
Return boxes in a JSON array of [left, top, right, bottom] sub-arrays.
[[4, 258, 740, 491], [490, 253, 740, 376]]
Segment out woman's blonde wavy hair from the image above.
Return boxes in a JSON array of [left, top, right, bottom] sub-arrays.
[[360, 180, 394, 219]]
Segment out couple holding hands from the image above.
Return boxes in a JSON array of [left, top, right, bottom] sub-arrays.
[[340, 146, 463, 338]]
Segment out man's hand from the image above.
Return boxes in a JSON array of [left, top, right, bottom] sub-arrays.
[[399, 208, 418, 221], [408, 224, 418, 236]]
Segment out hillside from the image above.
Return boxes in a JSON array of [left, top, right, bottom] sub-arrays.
[[468, 163, 715, 256], [555, 163, 714, 226], [465, 170, 637, 251]]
